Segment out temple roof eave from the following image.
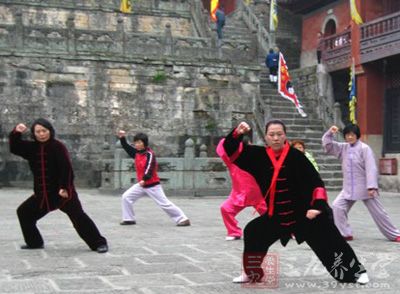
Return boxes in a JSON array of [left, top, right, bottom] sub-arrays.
[[279, 0, 338, 14]]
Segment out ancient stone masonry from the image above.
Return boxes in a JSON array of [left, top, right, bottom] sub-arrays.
[[0, 1, 261, 188], [0, 1, 254, 63], [102, 138, 232, 196]]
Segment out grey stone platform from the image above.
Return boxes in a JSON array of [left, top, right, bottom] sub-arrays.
[[0, 188, 399, 293]]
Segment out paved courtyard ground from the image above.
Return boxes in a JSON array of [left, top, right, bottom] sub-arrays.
[[0, 188, 399, 293]]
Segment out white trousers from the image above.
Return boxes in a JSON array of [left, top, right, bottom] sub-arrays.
[[121, 183, 188, 224], [332, 195, 400, 240]]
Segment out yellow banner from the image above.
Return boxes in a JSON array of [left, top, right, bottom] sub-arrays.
[[350, 0, 363, 25], [210, 0, 219, 22], [270, 0, 278, 31], [120, 0, 132, 13], [348, 59, 357, 123]]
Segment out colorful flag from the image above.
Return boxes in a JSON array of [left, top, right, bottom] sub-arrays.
[[278, 52, 307, 117], [350, 0, 363, 25], [348, 59, 357, 123], [211, 0, 219, 22], [270, 0, 278, 31], [120, 0, 132, 13]]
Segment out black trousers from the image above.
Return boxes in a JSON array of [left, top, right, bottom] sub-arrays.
[[317, 50, 322, 64], [269, 66, 278, 76], [17, 195, 107, 250], [242, 213, 366, 283]]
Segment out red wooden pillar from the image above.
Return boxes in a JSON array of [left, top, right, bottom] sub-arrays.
[[357, 65, 384, 137], [354, 0, 385, 139]]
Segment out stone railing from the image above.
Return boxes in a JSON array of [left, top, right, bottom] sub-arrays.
[[0, 11, 257, 64], [290, 65, 343, 129], [0, 137, 7, 187], [101, 138, 231, 196], [189, 0, 212, 38], [237, 0, 271, 55], [254, 87, 271, 138], [0, 0, 189, 12]]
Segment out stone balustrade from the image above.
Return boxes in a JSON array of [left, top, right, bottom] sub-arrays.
[[0, 1, 261, 189], [0, 0, 189, 12], [100, 138, 231, 196], [0, 4, 258, 64], [237, 0, 271, 54]]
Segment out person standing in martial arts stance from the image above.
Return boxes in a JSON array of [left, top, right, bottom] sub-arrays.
[[9, 118, 108, 253], [223, 120, 368, 284], [118, 130, 190, 226], [217, 132, 267, 241], [322, 124, 400, 242]]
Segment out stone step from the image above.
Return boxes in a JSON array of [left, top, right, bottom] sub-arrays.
[[285, 121, 324, 127], [260, 88, 279, 95], [323, 181, 343, 191], [223, 33, 253, 40], [269, 117, 322, 125], [252, 3, 340, 190], [224, 25, 250, 32], [318, 165, 342, 172], [319, 170, 344, 179], [287, 133, 324, 140]]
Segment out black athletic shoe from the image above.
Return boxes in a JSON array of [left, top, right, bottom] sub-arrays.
[[119, 220, 136, 225], [20, 244, 44, 250], [96, 244, 108, 253]]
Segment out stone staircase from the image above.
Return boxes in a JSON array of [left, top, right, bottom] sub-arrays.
[[222, 4, 301, 70], [259, 70, 343, 191], [274, 5, 302, 69], [220, 11, 254, 50], [219, 4, 342, 191]]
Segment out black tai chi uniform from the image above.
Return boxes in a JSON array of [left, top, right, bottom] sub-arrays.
[[223, 129, 366, 283], [9, 130, 107, 250]]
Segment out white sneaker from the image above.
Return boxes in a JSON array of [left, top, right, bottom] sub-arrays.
[[356, 273, 369, 285], [225, 236, 241, 241], [232, 273, 250, 283]]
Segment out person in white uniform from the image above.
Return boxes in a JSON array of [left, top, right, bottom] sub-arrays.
[[118, 130, 190, 227]]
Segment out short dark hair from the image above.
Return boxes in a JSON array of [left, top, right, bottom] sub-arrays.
[[265, 119, 286, 134], [30, 118, 55, 141], [291, 139, 305, 149], [343, 123, 361, 139], [133, 132, 149, 147]]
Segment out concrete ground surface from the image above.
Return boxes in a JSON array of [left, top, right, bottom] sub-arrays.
[[0, 188, 399, 294]]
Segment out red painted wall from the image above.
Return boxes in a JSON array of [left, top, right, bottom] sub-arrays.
[[201, 0, 236, 15], [363, 0, 384, 21], [301, 0, 394, 53], [362, 0, 400, 22], [302, 1, 351, 52]]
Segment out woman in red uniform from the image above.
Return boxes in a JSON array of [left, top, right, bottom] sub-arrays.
[[9, 118, 108, 253]]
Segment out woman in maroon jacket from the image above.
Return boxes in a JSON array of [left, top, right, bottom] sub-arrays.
[[9, 118, 108, 253]]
